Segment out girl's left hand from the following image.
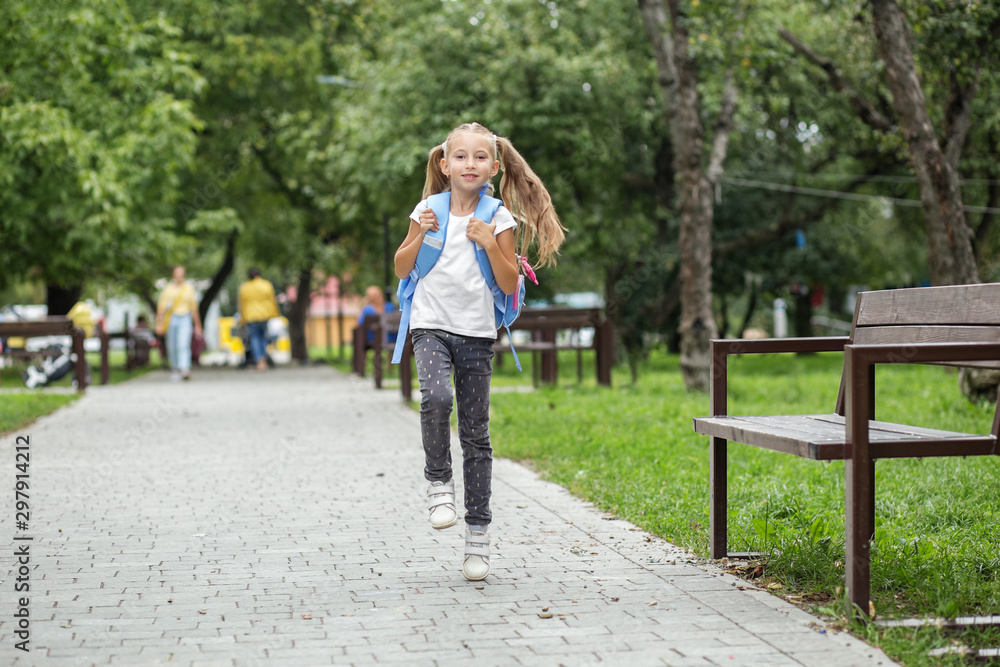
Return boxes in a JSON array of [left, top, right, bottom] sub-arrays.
[[466, 218, 497, 247]]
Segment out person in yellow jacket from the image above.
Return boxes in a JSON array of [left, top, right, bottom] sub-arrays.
[[238, 268, 280, 371], [66, 301, 96, 338], [156, 265, 203, 381]]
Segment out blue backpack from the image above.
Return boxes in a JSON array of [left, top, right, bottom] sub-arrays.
[[391, 191, 530, 370]]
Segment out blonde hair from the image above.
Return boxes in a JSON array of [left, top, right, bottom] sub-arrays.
[[422, 122, 566, 267]]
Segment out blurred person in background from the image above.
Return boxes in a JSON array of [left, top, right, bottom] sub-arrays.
[[238, 268, 280, 372]]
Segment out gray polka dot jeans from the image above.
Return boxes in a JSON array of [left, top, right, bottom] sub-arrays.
[[412, 329, 494, 527]]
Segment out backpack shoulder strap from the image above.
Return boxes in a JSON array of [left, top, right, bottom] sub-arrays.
[[470, 196, 526, 371], [392, 193, 451, 364], [416, 193, 451, 275], [472, 195, 503, 284]]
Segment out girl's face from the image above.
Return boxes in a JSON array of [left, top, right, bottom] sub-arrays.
[[440, 132, 499, 195]]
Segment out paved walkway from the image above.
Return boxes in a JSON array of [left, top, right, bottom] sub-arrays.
[[1, 366, 898, 666]]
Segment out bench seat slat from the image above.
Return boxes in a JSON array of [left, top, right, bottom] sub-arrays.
[[693, 414, 996, 460], [694, 414, 845, 459]]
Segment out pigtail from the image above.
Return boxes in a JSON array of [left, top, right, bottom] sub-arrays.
[[421, 144, 450, 199], [427, 122, 565, 267], [496, 136, 566, 268]]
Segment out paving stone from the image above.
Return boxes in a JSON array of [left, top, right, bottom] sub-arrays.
[[0, 366, 899, 666]]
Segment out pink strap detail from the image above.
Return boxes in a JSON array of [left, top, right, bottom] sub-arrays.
[[519, 256, 538, 285]]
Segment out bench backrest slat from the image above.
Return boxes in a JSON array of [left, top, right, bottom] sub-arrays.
[[856, 283, 1000, 327], [853, 284, 1000, 370], [835, 283, 1000, 435], [853, 325, 1000, 348]]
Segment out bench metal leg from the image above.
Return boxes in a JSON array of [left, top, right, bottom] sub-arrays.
[[846, 347, 874, 618], [846, 457, 873, 617], [709, 436, 728, 558], [72, 329, 87, 391], [708, 340, 730, 559], [373, 326, 384, 389], [595, 316, 613, 386], [352, 326, 365, 376], [540, 329, 557, 385], [399, 335, 413, 402]]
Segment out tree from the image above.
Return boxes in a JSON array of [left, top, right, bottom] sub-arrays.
[[637, 0, 740, 390], [779, 0, 1000, 286], [132, 0, 366, 360], [338, 0, 673, 368], [870, 0, 980, 285], [0, 0, 203, 313]]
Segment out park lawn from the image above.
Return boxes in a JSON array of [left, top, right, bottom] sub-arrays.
[[489, 351, 1000, 667], [0, 392, 80, 436], [0, 349, 161, 434]]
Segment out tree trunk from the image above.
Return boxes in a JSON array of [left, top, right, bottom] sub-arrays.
[[871, 0, 978, 286], [288, 267, 312, 363], [638, 0, 733, 390], [46, 283, 83, 316], [198, 229, 238, 324], [676, 167, 718, 390]]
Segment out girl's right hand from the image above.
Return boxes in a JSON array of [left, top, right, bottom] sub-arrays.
[[418, 208, 439, 234]]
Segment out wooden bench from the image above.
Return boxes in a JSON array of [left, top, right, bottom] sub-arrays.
[[0, 318, 89, 390], [496, 307, 614, 387], [692, 283, 1000, 616], [354, 306, 614, 400], [97, 325, 155, 385], [352, 312, 412, 398]]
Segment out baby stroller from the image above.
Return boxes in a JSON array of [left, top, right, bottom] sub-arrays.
[[23, 343, 91, 389]]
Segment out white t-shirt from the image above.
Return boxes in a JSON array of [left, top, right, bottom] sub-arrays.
[[408, 199, 517, 339]]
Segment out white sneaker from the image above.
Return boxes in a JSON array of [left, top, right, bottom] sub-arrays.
[[170, 371, 181, 382], [427, 480, 458, 530], [463, 527, 490, 581]]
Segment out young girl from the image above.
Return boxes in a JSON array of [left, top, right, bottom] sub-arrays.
[[394, 122, 565, 580]]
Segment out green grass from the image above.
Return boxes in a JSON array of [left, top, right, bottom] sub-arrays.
[[489, 351, 1000, 667], [0, 392, 80, 435], [0, 349, 161, 434]]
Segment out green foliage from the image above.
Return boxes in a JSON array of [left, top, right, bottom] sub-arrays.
[[4, 0, 1000, 369], [713, 0, 1000, 327], [0, 0, 203, 294], [336, 0, 666, 291]]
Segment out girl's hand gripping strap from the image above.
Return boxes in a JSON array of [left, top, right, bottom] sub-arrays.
[[392, 194, 452, 364]]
